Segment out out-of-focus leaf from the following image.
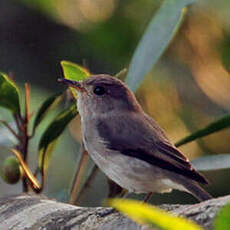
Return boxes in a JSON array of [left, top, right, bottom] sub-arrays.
[[191, 154, 230, 171], [214, 204, 230, 230], [61, 61, 90, 98], [0, 72, 21, 114], [20, 0, 56, 17], [107, 199, 202, 230], [114, 68, 127, 82], [126, 0, 195, 92], [33, 92, 62, 133], [175, 114, 230, 147], [38, 103, 78, 172]]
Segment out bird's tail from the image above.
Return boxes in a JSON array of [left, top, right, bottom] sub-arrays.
[[182, 180, 212, 202]]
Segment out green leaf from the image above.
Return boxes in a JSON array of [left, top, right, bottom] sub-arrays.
[[33, 92, 62, 133], [214, 204, 230, 230], [61, 60, 90, 81], [61, 60, 90, 98], [191, 154, 230, 171], [114, 68, 127, 82], [126, 0, 195, 92], [175, 114, 230, 147], [107, 199, 203, 230], [38, 103, 78, 171], [0, 72, 21, 114]]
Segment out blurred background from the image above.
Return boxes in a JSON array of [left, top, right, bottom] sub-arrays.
[[0, 0, 230, 206]]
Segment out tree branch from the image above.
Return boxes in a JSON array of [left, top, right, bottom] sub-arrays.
[[0, 194, 229, 230]]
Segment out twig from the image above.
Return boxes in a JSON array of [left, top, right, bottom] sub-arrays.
[[75, 165, 98, 203], [21, 83, 30, 192], [69, 145, 90, 204], [13, 113, 22, 133], [0, 120, 20, 140]]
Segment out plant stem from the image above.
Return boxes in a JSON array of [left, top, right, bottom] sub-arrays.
[[21, 83, 30, 192], [69, 145, 90, 205], [0, 120, 20, 140], [14, 113, 22, 133], [75, 165, 98, 204]]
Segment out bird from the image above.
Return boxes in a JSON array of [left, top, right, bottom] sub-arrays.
[[59, 74, 212, 202]]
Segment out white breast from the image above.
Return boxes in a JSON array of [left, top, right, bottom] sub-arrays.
[[77, 96, 186, 194]]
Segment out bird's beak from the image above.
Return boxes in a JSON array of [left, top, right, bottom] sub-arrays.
[[58, 78, 86, 92]]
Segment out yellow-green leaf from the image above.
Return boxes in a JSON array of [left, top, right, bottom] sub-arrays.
[[114, 68, 127, 82], [107, 199, 203, 230], [0, 72, 21, 114], [214, 204, 230, 230], [61, 60, 90, 98], [38, 103, 78, 172]]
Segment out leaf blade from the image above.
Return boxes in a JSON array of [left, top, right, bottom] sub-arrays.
[[191, 154, 230, 171], [0, 72, 21, 114], [108, 199, 202, 230], [214, 204, 230, 230], [126, 0, 195, 92], [38, 103, 78, 171], [175, 114, 230, 147], [33, 92, 62, 133], [114, 68, 127, 82], [61, 60, 90, 98]]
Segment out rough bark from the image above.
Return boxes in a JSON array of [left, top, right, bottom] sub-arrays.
[[0, 194, 229, 230]]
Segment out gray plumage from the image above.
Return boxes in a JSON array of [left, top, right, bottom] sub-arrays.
[[60, 75, 212, 202]]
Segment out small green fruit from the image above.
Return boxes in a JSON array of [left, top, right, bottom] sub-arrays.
[[1, 156, 22, 184]]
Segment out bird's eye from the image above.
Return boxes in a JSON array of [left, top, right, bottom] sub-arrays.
[[93, 86, 105, 96]]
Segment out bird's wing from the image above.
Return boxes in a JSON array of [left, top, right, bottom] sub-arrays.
[[96, 112, 208, 184]]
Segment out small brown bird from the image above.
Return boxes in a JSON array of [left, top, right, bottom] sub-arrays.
[[59, 75, 212, 202]]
